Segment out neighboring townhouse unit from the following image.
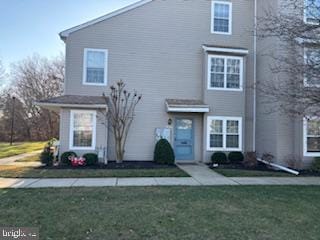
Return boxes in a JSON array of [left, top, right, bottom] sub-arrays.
[[37, 0, 319, 168]]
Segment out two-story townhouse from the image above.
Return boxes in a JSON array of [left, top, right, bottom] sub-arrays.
[[37, 0, 320, 168]]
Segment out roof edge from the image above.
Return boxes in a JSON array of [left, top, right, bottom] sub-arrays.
[[59, 0, 153, 40], [202, 45, 249, 55]]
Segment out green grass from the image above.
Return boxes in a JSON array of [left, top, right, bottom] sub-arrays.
[[0, 142, 46, 159], [0, 186, 319, 240], [15, 153, 41, 162], [214, 168, 294, 177], [0, 165, 189, 178]]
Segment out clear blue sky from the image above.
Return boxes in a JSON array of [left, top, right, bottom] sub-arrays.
[[0, 0, 138, 68]]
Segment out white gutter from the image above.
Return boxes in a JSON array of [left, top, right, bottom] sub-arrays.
[[35, 102, 107, 109], [202, 46, 249, 55], [257, 158, 300, 175], [253, 0, 257, 152]]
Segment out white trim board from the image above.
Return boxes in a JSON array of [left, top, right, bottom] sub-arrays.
[[203, 46, 249, 55], [60, 0, 153, 39]]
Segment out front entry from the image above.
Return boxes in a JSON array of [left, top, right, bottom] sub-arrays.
[[174, 118, 194, 160]]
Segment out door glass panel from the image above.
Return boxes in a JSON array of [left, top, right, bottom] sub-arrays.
[[176, 119, 192, 140]]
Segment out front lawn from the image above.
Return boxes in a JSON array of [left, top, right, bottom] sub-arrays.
[[0, 142, 45, 159], [214, 168, 294, 177], [0, 186, 319, 240], [0, 165, 189, 178], [15, 153, 41, 162]]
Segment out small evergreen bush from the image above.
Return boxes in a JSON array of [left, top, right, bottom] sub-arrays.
[[153, 139, 175, 165], [83, 153, 98, 166], [211, 152, 228, 164], [228, 152, 244, 163], [312, 157, 320, 172], [60, 151, 77, 165]]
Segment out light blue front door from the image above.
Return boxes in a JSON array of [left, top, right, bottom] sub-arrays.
[[174, 118, 194, 160]]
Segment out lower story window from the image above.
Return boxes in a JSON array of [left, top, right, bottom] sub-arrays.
[[70, 110, 96, 150], [304, 117, 320, 156], [207, 116, 242, 151]]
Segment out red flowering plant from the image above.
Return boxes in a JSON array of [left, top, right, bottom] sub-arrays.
[[68, 156, 86, 167]]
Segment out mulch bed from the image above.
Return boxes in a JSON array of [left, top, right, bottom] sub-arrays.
[[39, 161, 178, 170], [208, 162, 320, 176]]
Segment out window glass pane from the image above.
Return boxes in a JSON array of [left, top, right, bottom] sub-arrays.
[[227, 59, 240, 88], [307, 119, 320, 135], [305, 0, 320, 23], [214, 3, 230, 33], [210, 134, 223, 148], [307, 137, 320, 152], [210, 58, 225, 88], [86, 51, 105, 83], [227, 120, 239, 134], [305, 48, 320, 85], [176, 119, 192, 140], [226, 135, 239, 148], [73, 112, 94, 147], [210, 120, 223, 134]]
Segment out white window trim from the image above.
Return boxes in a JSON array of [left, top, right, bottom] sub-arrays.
[[303, 47, 320, 87], [69, 110, 97, 151], [211, 1, 232, 35], [207, 116, 243, 151], [83, 48, 108, 86], [304, 0, 320, 25], [303, 116, 320, 156], [207, 54, 244, 91]]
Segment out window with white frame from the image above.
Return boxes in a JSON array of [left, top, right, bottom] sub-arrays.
[[304, 48, 320, 86], [211, 1, 232, 34], [207, 116, 242, 151], [304, 117, 320, 156], [304, 0, 320, 24], [70, 110, 96, 150], [83, 48, 108, 85], [208, 55, 243, 90]]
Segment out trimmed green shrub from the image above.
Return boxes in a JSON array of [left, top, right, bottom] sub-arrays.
[[228, 152, 244, 163], [312, 157, 320, 172], [83, 153, 98, 166], [154, 139, 175, 165], [211, 152, 228, 164], [40, 138, 57, 166], [60, 151, 77, 165]]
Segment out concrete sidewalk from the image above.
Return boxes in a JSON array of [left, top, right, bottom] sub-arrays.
[[0, 163, 319, 188]]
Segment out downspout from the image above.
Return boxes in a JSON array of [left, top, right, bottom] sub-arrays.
[[253, 0, 257, 152]]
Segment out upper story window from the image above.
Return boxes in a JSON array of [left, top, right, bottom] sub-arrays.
[[304, 47, 320, 87], [208, 55, 243, 91], [70, 110, 96, 150], [211, 1, 232, 34], [83, 48, 108, 86], [207, 116, 242, 151], [304, 0, 320, 24], [304, 117, 320, 156]]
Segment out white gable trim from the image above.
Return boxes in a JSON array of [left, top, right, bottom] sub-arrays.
[[203, 46, 249, 55], [60, 0, 153, 39]]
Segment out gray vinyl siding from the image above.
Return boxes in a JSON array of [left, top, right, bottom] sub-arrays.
[[62, 0, 255, 161]]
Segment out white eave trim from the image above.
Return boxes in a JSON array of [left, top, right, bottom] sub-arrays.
[[202, 46, 249, 55], [59, 0, 153, 39], [36, 102, 107, 109], [167, 107, 210, 113]]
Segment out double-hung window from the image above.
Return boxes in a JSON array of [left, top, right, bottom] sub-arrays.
[[83, 48, 108, 85], [211, 1, 232, 34], [70, 110, 96, 150], [208, 55, 243, 90], [304, 0, 320, 24], [207, 116, 242, 151], [304, 48, 320, 87], [304, 117, 320, 156]]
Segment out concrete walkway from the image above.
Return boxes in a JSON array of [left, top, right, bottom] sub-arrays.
[[0, 151, 42, 167], [0, 163, 320, 188]]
